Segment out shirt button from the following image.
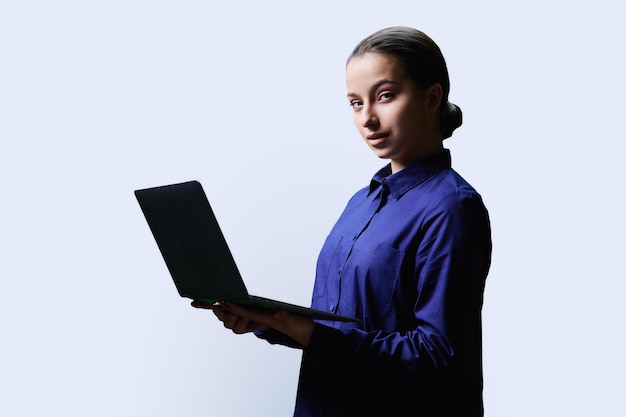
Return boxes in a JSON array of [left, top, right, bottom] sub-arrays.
[[329, 304, 335, 311]]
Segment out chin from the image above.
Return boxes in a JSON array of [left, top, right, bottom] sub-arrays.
[[371, 149, 392, 160]]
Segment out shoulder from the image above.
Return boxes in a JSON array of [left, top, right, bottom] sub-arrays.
[[420, 169, 490, 228], [419, 168, 483, 206], [437, 168, 480, 196]]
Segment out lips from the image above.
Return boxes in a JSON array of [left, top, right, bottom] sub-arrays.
[[366, 132, 390, 147]]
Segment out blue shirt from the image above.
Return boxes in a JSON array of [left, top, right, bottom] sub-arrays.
[[259, 150, 491, 417]]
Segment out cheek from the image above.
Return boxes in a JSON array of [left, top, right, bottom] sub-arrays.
[[396, 108, 422, 134], [352, 115, 367, 136]]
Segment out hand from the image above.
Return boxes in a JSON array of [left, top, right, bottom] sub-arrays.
[[191, 300, 315, 347], [191, 300, 268, 334]]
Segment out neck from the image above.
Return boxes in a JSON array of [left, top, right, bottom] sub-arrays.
[[390, 143, 444, 174]]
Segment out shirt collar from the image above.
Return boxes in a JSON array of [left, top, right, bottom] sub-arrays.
[[369, 149, 452, 199]]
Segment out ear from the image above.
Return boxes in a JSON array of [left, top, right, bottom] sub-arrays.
[[425, 83, 443, 112]]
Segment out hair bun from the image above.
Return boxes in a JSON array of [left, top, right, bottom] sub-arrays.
[[441, 101, 462, 140]]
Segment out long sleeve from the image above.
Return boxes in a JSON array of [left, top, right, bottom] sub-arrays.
[[293, 151, 492, 417], [308, 193, 490, 376]]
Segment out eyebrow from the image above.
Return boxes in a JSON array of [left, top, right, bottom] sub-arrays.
[[347, 79, 398, 98]]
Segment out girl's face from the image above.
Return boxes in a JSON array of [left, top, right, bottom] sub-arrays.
[[346, 53, 442, 173]]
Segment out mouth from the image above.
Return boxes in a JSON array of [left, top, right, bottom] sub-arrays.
[[366, 132, 390, 147]]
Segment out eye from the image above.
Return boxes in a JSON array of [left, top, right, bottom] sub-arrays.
[[349, 100, 363, 111], [378, 91, 394, 102]]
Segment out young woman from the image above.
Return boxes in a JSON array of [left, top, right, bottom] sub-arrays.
[[193, 26, 492, 417]]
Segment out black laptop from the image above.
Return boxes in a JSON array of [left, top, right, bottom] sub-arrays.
[[135, 180, 357, 322]]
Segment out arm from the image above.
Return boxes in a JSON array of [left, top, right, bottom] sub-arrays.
[[307, 193, 491, 381], [191, 300, 315, 348], [193, 193, 490, 377]]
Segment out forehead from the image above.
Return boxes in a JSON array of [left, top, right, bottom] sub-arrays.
[[346, 53, 407, 90]]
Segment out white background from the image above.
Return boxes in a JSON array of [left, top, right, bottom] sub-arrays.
[[1, 1, 624, 416]]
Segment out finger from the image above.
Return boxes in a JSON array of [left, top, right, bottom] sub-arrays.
[[212, 306, 231, 323], [271, 310, 290, 323], [212, 305, 268, 333], [191, 300, 215, 309], [215, 307, 243, 331], [223, 302, 274, 324], [223, 314, 239, 329], [231, 316, 251, 334], [212, 304, 238, 326]]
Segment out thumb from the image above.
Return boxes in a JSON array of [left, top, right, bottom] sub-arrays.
[[272, 310, 290, 323]]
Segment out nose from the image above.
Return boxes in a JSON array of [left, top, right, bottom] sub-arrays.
[[361, 105, 379, 130]]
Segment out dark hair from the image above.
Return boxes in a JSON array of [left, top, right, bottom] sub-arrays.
[[348, 26, 462, 139]]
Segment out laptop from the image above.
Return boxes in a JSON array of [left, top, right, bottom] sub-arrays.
[[135, 180, 358, 322]]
